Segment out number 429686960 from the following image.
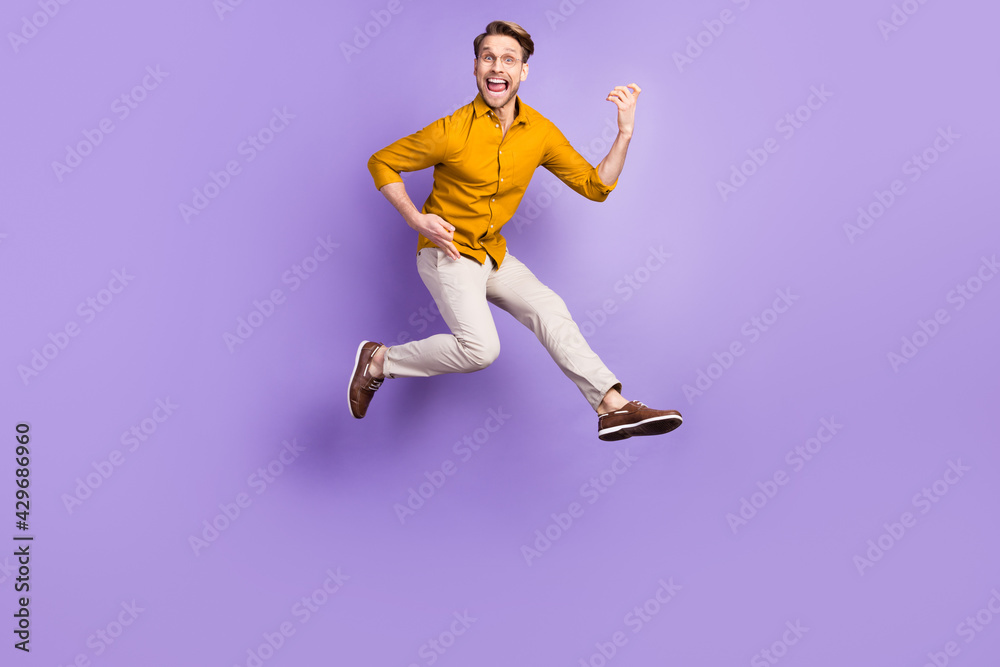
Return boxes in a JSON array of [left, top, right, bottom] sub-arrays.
[[15, 424, 30, 531]]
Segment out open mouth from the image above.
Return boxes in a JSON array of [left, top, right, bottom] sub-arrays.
[[486, 77, 509, 95]]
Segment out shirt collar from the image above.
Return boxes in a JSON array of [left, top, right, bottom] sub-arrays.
[[472, 92, 531, 127]]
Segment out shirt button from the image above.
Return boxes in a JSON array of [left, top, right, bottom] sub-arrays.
[[495, 124, 499, 128], [500, 178, 504, 182], [499, 150, 502, 154], [492, 198, 495, 202]]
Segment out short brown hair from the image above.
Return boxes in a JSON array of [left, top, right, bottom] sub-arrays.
[[473, 21, 534, 63]]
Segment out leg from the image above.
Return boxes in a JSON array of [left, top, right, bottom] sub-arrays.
[[380, 248, 501, 379], [349, 249, 500, 419], [485, 252, 621, 412], [484, 252, 682, 440]]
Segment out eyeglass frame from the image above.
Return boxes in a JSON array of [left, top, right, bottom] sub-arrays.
[[476, 52, 524, 68]]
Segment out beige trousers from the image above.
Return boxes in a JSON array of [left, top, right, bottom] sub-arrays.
[[382, 248, 621, 411]]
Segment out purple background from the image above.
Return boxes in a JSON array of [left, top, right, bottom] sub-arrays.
[[3, 0, 999, 665]]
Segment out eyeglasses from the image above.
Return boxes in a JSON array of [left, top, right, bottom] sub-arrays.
[[478, 53, 522, 68]]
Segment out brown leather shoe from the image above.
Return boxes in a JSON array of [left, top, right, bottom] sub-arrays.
[[597, 401, 682, 441], [348, 341, 384, 419]]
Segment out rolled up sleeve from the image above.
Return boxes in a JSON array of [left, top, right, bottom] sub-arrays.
[[540, 126, 617, 201], [367, 117, 451, 191]]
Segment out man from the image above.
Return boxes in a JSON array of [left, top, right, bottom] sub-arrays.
[[349, 20, 682, 441]]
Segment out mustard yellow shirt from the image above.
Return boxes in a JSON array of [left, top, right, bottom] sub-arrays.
[[367, 93, 617, 266]]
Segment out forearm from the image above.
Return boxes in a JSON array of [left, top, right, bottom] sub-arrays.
[[379, 181, 459, 259], [597, 131, 632, 186], [378, 181, 422, 229]]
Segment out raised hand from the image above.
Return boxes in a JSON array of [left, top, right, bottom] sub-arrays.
[[606, 83, 641, 138]]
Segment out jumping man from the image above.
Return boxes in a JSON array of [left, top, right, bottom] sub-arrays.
[[349, 20, 682, 441]]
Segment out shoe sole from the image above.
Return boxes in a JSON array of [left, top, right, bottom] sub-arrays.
[[347, 340, 371, 419], [598, 414, 683, 441]]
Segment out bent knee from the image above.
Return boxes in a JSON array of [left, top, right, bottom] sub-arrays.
[[459, 337, 500, 371]]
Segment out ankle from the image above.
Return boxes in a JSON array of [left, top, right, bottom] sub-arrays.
[[371, 346, 387, 379], [599, 390, 628, 414]]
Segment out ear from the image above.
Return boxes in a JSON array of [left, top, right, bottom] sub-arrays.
[[520, 63, 529, 82]]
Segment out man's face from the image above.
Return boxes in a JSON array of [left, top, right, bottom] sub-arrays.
[[474, 34, 528, 110]]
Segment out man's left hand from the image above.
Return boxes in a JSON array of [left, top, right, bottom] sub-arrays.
[[606, 83, 641, 139]]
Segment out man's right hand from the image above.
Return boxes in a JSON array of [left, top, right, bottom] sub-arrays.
[[411, 213, 461, 260]]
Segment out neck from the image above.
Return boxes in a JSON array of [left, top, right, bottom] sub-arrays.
[[490, 96, 518, 129]]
